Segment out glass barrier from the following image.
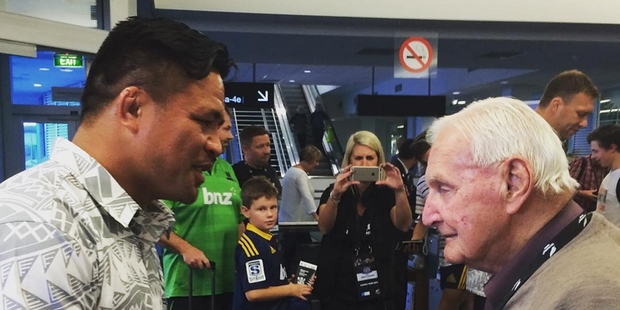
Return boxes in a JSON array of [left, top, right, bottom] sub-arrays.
[[11, 50, 86, 106], [23, 122, 69, 169]]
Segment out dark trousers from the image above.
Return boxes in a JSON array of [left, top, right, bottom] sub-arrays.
[[296, 132, 307, 148], [168, 293, 233, 310], [312, 129, 325, 154]]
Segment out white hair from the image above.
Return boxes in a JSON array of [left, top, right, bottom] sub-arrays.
[[427, 97, 578, 195]]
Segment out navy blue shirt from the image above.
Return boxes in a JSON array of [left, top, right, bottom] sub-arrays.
[[233, 224, 290, 310]]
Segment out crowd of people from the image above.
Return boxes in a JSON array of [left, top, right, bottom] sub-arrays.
[[1, 16, 620, 310]]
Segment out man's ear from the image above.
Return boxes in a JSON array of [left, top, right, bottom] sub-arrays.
[[116, 86, 145, 132], [503, 157, 533, 215], [549, 97, 564, 112], [611, 143, 619, 153]]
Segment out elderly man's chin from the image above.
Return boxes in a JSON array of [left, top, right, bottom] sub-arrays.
[[444, 246, 466, 265]]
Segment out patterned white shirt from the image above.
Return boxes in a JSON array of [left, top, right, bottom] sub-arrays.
[[0, 138, 175, 309]]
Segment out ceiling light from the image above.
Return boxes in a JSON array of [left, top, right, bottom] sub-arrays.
[[452, 99, 458, 105], [397, 125, 404, 129], [600, 99, 611, 103], [457, 100, 466, 105], [289, 80, 295, 83], [60, 69, 73, 72], [33, 83, 42, 87], [452, 91, 460, 95], [304, 70, 311, 73], [38, 67, 50, 71], [500, 81, 508, 85]]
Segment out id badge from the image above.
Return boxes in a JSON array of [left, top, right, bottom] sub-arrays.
[[352, 251, 381, 300]]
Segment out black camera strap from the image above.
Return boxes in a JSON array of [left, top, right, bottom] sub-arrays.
[[494, 211, 592, 310]]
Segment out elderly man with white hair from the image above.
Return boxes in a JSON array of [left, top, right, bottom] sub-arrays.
[[422, 97, 620, 310]]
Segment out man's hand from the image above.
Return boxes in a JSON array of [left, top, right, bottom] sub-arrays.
[[578, 189, 598, 201], [181, 246, 211, 269]]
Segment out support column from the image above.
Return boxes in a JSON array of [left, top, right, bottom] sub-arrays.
[[109, 0, 137, 28]]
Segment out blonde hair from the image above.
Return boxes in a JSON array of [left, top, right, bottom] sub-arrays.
[[427, 97, 578, 195], [341, 131, 385, 168]]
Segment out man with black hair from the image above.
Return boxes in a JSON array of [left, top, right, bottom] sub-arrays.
[[0, 17, 233, 309], [589, 124, 620, 227], [233, 126, 282, 195]]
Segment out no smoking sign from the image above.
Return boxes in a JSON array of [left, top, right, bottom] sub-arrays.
[[398, 37, 434, 73]]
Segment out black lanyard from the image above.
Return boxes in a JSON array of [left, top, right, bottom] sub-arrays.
[[495, 211, 592, 310], [345, 186, 374, 254]]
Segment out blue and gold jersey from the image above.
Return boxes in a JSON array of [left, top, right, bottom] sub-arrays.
[[233, 224, 290, 310]]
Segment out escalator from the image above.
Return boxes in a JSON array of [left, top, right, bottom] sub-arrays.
[[226, 83, 342, 177], [279, 84, 342, 176]]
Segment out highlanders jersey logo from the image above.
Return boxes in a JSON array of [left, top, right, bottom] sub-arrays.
[[246, 259, 266, 283], [202, 187, 233, 205]]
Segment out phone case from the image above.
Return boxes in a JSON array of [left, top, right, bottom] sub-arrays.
[[350, 166, 384, 182]]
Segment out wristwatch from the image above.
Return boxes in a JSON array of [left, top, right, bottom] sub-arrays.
[[330, 191, 341, 204]]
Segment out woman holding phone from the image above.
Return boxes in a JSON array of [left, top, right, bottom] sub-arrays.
[[315, 130, 412, 310]]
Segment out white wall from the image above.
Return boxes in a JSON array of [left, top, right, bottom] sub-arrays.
[[155, 0, 620, 25]]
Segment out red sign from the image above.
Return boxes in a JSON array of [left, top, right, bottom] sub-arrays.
[[398, 37, 434, 73]]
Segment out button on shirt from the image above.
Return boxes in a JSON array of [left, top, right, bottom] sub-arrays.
[[0, 138, 174, 309]]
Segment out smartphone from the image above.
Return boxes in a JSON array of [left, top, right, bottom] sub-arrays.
[[350, 166, 384, 182]]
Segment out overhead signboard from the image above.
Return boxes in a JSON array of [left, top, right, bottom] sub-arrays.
[[53, 53, 84, 68], [394, 35, 437, 78], [224, 82, 274, 109], [399, 37, 433, 73], [356, 95, 446, 117]]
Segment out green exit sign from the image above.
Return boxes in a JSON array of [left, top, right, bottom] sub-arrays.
[[54, 54, 84, 68]]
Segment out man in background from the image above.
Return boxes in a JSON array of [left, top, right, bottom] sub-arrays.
[[589, 124, 620, 227], [0, 17, 232, 309], [160, 108, 244, 310], [233, 126, 282, 194], [536, 69, 599, 140], [569, 153, 608, 212]]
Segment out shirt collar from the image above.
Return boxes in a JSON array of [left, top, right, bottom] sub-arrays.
[[247, 223, 272, 241], [50, 138, 174, 236], [484, 200, 583, 308]]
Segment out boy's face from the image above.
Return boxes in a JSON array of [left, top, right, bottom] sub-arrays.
[[242, 196, 279, 232]]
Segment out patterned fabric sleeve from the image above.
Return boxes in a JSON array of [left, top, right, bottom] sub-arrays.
[[0, 222, 96, 309]]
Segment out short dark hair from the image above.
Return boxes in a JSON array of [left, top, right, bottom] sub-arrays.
[[587, 124, 620, 151], [300, 145, 322, 162], [398, 131, 430, 161], [398, 138, 431, 161], [538, 70, 599, 108], [241, 176, 279, 209], [239, 126, 270, 147], [80, 17, 234, 123]]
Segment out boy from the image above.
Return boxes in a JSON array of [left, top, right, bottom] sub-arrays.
[[234, 177, 313, 310]]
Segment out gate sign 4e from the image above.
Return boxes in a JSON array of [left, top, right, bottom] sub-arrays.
[[399, 37, 433, 73], [224, 82, 274, 109]]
